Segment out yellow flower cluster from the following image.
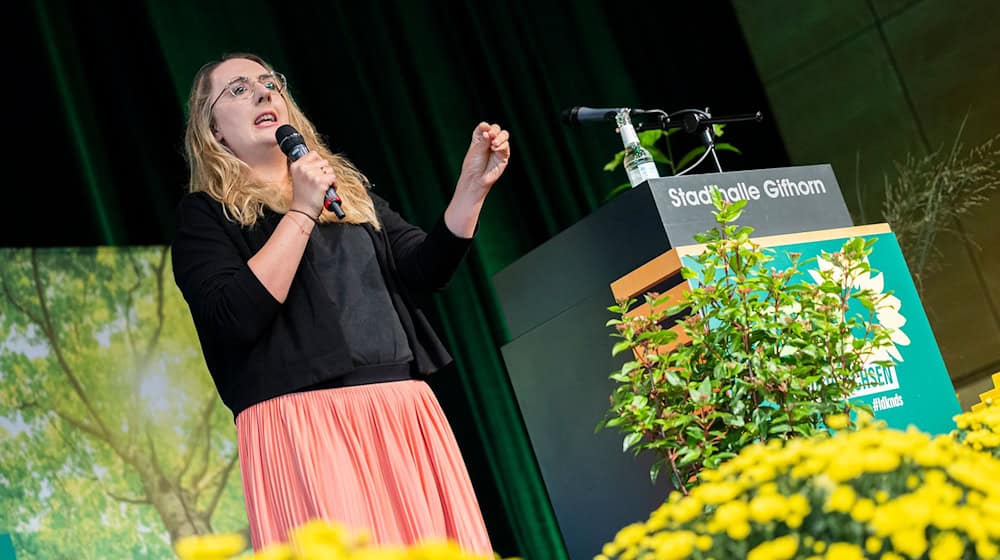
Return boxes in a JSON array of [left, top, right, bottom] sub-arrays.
[[175, 520, 502, 560], [597, 417, 1000, 560], [953, 398, 1000, 458]]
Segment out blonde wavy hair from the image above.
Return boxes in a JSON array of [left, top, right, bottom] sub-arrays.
[[184, 53, 379, 228]]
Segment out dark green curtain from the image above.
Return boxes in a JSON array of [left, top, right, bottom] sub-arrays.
[[15, 1, 787, 556]]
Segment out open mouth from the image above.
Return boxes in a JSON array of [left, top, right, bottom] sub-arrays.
[[254, 111, 278, 126]]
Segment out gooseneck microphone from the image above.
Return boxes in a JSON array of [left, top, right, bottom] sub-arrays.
[[275, 124, 345, 219], [560, 106, 657, 125]]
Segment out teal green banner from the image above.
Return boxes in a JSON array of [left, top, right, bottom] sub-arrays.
[[681, 231, 961, 435], [0, 534, 15, 560]]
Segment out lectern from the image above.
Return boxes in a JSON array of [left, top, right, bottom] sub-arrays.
[[494, 165, 856, 559]]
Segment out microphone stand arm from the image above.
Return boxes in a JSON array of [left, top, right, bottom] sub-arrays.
[[638, 108, 763, 173]]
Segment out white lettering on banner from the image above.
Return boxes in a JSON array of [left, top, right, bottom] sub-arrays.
[[809, 364, 902, 400], [668, 182, 762, 207], [872, 393, 905, 412], [668, 178, 827, 207], [762, 178, 827, 198], [850, 364, 901, 398]]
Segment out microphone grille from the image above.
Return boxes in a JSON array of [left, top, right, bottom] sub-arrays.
[[275, 124, 304, 155]]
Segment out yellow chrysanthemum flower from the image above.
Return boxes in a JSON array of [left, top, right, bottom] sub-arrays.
[[248, 544, 293, 560], [612, 523, 647, 549], [694, 482, 742, 505], [695, 535, 713, 551], [175, 533, 246, 560], [748, 493, 785, 523], [850, 498, 875, 522], [891, 528, 928, 559], [825, 485, 856, 513], [928, 531, 965, 560], [863, 450, 901, 473], [712, 501, 748, 528], [824, 542, 864, 560], [670, 496, 704, 524], [976, 539, 999, 559], [825, 456, 864, 482], [648, 530, 696, 560], [825, 414, 849, 430], [726, 522, 751, 540], [747, 535, 798, 560]]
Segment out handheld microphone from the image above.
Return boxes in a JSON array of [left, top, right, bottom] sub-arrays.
[[560, 106, 656, 125], [275, 124, 345, 219]]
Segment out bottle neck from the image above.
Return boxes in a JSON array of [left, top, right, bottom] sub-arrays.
[[619, 123, 640, 146]]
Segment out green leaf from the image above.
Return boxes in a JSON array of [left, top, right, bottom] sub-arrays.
[[646, 144, 673, 165], [709, 188, 724, 210], [703, 264, 716, 284], [623, 432, 642, 453], [603, 183, 632, 203], [638, 129, 665, 145], [714, 142, 741, 155], [679, 447, 702, 466], [666, 303, 689, 316], [650, 460, 664, 484], [685, 426, 705, 441], [604, 150, 626, 171], [664, 371, 685, 387], [689, 378, 712, 402], [652, 292, 674, 308], [769, 423, 791, 435], [621, 361, 640, 376], [612, 340, 633, 356], [716, 200, 747, 224], [694, 229, 722, 243]]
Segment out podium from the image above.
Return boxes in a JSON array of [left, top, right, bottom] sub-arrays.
[[494, 165, 855, 559]]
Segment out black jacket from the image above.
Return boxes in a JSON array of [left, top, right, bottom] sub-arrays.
[[171, 190, 472, 419]]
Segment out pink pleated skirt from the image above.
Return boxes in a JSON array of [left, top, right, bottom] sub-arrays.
[[235, 380, 493, 555]]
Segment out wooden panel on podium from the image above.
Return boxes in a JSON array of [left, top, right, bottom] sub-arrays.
[[610, 250, 691, 355], [610, 250, 682, 302]]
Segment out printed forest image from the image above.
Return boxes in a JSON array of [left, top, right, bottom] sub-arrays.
[[0, 247, 247, 558]]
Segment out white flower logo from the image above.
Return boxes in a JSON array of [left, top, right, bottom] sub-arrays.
[[808, 255, 910, 364]]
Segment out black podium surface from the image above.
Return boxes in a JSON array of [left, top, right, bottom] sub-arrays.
[[494, 165, 853, 559]]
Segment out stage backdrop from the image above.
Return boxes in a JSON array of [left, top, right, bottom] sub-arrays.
[[11, 2, 788, 557], [0, 247, 246, 558]]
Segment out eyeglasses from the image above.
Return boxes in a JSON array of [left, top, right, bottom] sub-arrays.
[[209, 72, 287, 114]]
